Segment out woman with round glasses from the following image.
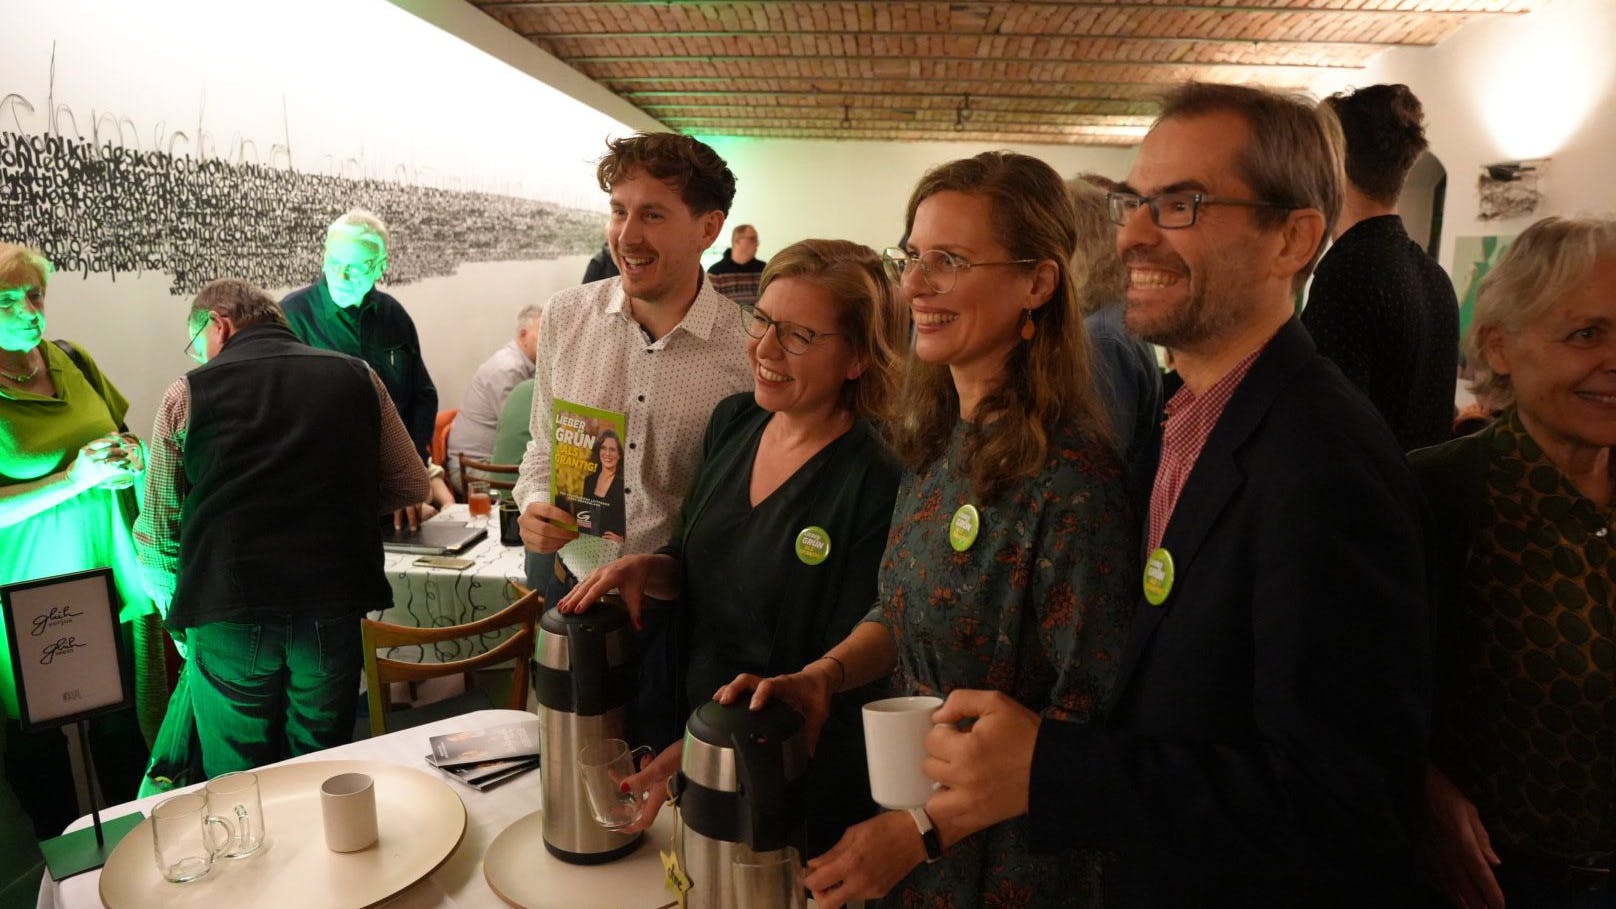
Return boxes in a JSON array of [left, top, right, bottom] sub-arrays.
[[557, 239, 907, 854], [719, 152, 1138, 909]]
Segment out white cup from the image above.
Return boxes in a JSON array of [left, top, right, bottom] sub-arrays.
[[321, 772, 378, 853], [861, 695, 944, 809]]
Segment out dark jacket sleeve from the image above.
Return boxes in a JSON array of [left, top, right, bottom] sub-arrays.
[[401, 316, 438, 462], [1029, 425, 1429, 898]]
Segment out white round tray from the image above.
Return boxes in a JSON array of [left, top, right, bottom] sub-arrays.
[[100, 759, 466, 909]]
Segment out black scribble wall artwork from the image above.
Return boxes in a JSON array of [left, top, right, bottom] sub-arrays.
[[0, 127, 607, 294]]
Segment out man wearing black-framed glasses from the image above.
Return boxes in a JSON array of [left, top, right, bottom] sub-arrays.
[[923, 82, 1431, 909]]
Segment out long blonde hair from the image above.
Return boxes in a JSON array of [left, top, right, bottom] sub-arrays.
[[889, 152, 1107, 503]]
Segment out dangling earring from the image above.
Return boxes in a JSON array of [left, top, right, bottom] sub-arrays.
[[1020, 309, 1036, 341]]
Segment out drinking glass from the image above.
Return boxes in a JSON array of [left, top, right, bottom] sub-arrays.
[[151, 792, 233, 883], [732, 845, 807, 909], [467, 479, 493, 519], [577, 738, 653, 830], [204, 771, 265, 857]]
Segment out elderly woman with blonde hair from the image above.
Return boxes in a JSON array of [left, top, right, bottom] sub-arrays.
[[1415, 215, 1616, 909], [0, 243, 155, 833]]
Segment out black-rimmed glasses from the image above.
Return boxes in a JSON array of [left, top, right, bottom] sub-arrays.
[[881, 247, 1038, 295], [740, 304, 841, 355], [1106, 191, 1297, 229]]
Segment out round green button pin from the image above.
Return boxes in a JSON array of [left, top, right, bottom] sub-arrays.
[[795, 526, 831, 565], [1142, 547, 1175, 605], [949, 504, 980, 552]]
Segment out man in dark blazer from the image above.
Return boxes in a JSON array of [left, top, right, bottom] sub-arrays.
[[920, 83, 1431, 907]]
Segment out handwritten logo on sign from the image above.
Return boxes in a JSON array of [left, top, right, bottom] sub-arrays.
[[40, 636, 88, 665], [29, 605, 82, 637]]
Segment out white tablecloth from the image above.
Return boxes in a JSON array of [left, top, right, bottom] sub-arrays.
[[38, 709, 677, 909], [378, 505, 533, 662]]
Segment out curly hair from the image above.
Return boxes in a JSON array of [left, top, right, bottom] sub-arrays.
[[596, 133, 736, 216], [1324, 84, 1428, 206]]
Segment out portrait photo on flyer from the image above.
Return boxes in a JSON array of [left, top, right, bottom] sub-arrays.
[[549, 397, 627, 539]]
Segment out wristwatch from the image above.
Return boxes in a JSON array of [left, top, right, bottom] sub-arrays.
[[907, 807, 943, 864]]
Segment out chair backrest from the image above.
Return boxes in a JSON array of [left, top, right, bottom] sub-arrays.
[[432, 409, 459, 466], [360, 589, 542, 737], [457, 452, 520, 493]]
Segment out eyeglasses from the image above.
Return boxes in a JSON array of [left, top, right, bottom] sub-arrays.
[[184, 313, 212, 361], [1106, 191, 1297, 230], [0, 287, 44, 315], [881, 247, 1037, 295], [324, 257, 383, 280], [740, 305, 841, 355]]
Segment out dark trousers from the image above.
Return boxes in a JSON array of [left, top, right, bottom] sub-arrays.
[[187, 614, 362, 778]]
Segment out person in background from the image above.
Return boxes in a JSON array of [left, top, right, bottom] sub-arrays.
[[720, 152, 1137, 909], [0, 243, 154, 836], [1415, 216, 1616, 909], [1068, 173, 1163, 493], [281, 208, 448, 527], [583, 225, 621, 285], [491, 377, 534, 468], [921, 83, 1430, 908], [1303, 83, 1459, 450], [560, 239, 906, 857], [514, 133, 752, 750], [136, 279, 426, 776], [446, 303, 540, 493], [708, 223, 767, 305]]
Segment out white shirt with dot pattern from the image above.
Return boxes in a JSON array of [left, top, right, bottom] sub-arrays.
[[514, 275, 752, 580]]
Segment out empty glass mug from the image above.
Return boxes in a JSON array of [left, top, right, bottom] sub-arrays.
[[151, 791, 235, 883], [732, 845, 807, 909], [204, 771, 265, 857], [577, 738, 654, 830]]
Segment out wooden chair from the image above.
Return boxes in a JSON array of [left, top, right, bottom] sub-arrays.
[[360, 589, 542, 737], [457, 453, 520, 494]]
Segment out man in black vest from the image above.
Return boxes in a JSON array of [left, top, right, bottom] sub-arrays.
[[135, 279, 427, 776]]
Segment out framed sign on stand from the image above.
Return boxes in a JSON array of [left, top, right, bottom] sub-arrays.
[[1, 568, 143, 880]]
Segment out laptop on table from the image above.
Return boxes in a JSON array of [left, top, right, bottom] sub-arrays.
[[380, 520, 487, 555]]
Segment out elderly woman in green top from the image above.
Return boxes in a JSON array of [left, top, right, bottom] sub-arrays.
[[1416, 216, 1616, 909], [0, 243, 152, 831]]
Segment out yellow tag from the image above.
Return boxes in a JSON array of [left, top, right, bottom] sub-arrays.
[[661, 848, 692, 907]]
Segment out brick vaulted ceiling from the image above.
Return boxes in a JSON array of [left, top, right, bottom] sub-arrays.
[[469, 0, 1543, 146]]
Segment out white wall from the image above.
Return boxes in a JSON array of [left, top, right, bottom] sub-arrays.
[[1, 0, 644, 435], [1315, 0, 1616, 270], [705, 137, 1137, 261]]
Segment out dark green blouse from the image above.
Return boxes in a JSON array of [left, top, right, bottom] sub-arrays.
[[1415, 409, 1616, 860], [666, 392, 901, 854]]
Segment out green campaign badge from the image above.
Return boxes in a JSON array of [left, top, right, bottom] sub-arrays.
[[949, 504, 980, 552], [1142, 547, 1175, 605], [795, 526, 831, 565]]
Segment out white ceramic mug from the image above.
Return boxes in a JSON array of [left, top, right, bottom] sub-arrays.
[[321, 772, 378, 853], [861, 695, 944, 809]]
